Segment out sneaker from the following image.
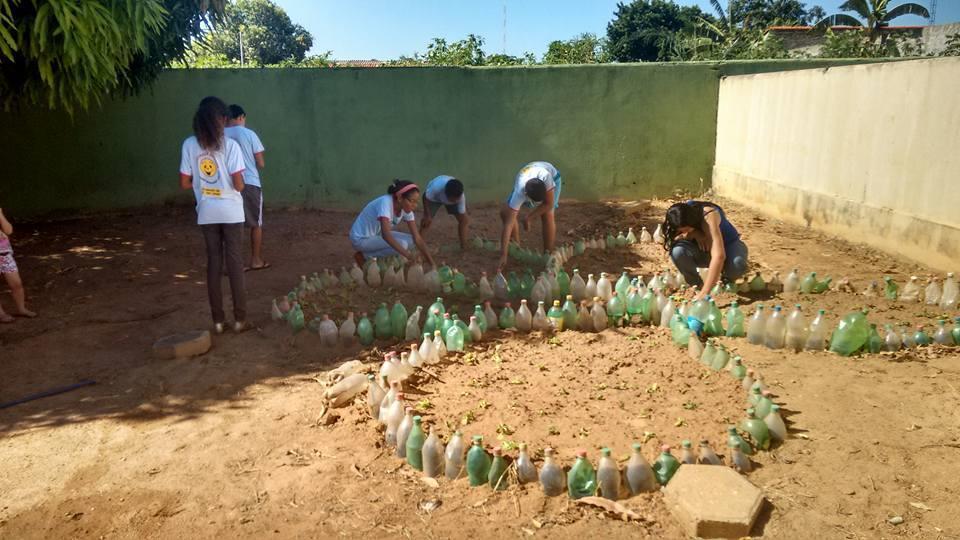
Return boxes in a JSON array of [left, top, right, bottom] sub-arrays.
[[233, 321, 253, 333], [213, 322, 225, 335]]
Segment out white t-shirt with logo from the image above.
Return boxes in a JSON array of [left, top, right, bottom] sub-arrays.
[[350, 194, 416, 243], [224, 125, 265, 188], [179, 136, 246, 225], [425, 175, 466, 213], [507, 161, 558, 210]]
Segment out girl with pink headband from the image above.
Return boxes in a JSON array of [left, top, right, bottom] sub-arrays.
[[349, 180, 436, 267]]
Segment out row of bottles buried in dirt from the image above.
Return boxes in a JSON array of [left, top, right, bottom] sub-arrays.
[[868, 273, 959, 309]]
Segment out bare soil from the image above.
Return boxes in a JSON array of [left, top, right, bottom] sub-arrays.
[[1, 198, 959, 539]]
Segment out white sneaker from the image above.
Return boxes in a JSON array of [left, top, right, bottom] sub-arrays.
[[233, 321, 252, 333], [214, 322, 225, 335]]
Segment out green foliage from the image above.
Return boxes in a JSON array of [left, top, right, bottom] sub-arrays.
[[817, 0, 930, 34], [666, 27, 788, 60], [392, 35, 534, 66], [0, 0, 224, 113], [818, 28, 900, 57], [729, 0, 809, 29], [204, 0, 312, 65], [940, 33, 960, 57], [543, 33, 608, 64], [606, 0, 711, 62]]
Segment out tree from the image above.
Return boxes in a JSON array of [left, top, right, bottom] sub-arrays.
[[819, 27, 900, 56], [393, 35, 535, 66], [606, 0, 710, 62], [940, 33, 960, 57], [806, 5, 827, 24], [815, 0, 930, 37], [543, 33, 608, 64], [0, 0, 224, 112], [729, 0, 809, 29], [206, 0, 312, 65]]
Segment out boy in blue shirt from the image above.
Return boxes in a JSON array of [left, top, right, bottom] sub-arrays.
[[225, 105, 269, 270]]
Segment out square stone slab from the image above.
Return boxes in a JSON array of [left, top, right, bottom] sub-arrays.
[[153, 330, 212, 360], [662, 464, 764, 539]]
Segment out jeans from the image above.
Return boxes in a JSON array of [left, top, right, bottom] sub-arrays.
[[201, 223, 246, 323], [351, 232, 414, 259], [670, 239, 749, 288]]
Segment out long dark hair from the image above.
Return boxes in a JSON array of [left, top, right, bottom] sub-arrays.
[[387, 179, 420, 199], [193, 96, 228, 151], [661, 201, 709, 250]]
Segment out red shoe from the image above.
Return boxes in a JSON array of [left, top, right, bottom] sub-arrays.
[[353, 251, 365, 267]]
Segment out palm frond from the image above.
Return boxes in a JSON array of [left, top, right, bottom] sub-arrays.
[[709, 0, 728, 28], [838, 0, 871, 19]]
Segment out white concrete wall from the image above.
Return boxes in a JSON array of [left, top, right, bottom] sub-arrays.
[[713, 58, 960, 271], [923, 22, 960, 55]]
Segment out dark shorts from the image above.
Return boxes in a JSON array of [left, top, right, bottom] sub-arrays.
[[242, 185, 262, 228], [425, 198, 463, 218]]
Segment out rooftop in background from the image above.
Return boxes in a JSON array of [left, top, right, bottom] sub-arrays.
[[768, 25, 929, 31], [330, 60, 385, 68]]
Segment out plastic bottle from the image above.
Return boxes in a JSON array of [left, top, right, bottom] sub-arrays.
[[799, 272, 817, 294], [764, 306, 786, 350], [378, 380, 397, 424], [883, 324, 902, 351], [547, 300, 565, 331], [640, 226, 653, 243], [741, 408, 770, 451], [704, 299, 724, 337], [606, 292, 625, 327], [670, 312, 691, 347], [597, 273, 613, 301], [627, 227, 639, 244], [605, 232, 616, 250], [623, 443, 656, 494], [730, 356, 747, 380], [616, 231, 628, 247], [711, 344, 730, 371], [747, 304, 766, 345], [901, 324, 916, 349], [539, 448, 565, 496], [499, 303, 516, 330], [653, 445, 680, 485], [396, 408, 414, 458], [804, 309, 827, 351], [867, 323, 883, 353], [940, 273, 958, 310], [729, 441, 752, 473], [516, 300, 533, 332], [420, 427, 444, 478], [765, 404, 787, 443], [373, 303, 391, 340], [403, 307, 422, 341], [349, 263, 365, 286], [367, 375, 385, 420], [924, 278, 942, 305], [445, 324, 465, 352], [530, 278, 547, 307], [316, 315, 337, 347], [585, 273, 598, 300], [725, 301, 745, 337], [571, 270, 586, 302], [578, 301, 593, 332], [742, 370, 755, 392], [516, 443, 538, 484], [698, 440, 722, 465], [493, 272, 509, 301], [287, 303, 305, 333], [748, 272, 765, 292], [384, 393, 406, 448], [520, 270, 535, 300], [357, 313, 375, 346], [883, 276, 899, 301], [390, 301, 408, 339], [444, 431, 465, 480], [615, 272, 631, 299], [680, 440, 696, 465], [440, 313, 454, 337], [477, 302, 496, 331], [487, 448, 510, 490], [591, 298, 608, 332], [660, 297, 676, 328], [468, 316, 483, 342], [901, 276, 921, 302], [829, 309, 870, 356], [700, 340, 717, 367], [433, 330, 447, 359], [914, 325, 931, 346], [562, 295, 578, 330], [596, 448, 620, 500], [530, 301, 548, 331], [784, 268, 800, 293], [727, 425, 752, 455], [567, 450, 597, 499], [466, 436, 492, 487], [366, 258, 382, 287], [953, 317, 960, 346], [653, 224, 664, 244], [784, 304, 807, 352]]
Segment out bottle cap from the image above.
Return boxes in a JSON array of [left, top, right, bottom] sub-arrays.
[[576, 449, 587, 458], [681, 440, 691, 448], [472, 435, 483, 443], [413, 415, 422, 423], [601, 448, 611, 456], [492, 448, 503, 456], [660, 444, 671, 452], [631, 442, 641, 451]]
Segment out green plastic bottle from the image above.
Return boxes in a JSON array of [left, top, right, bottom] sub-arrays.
[[711, 344, 730, 371], [406, 416, 426, 470], [640, 289, 654, 323], [562, 295, 578, 330], [357, 313, 374, 346], [423, 308, 439, 337], [755, 390, 774, 420], [439, 313, 453, 336], [914, 325, 931, 346], [473, 305, 488, 332], [867, 323, 883, 353], [507, 272, 521, 299], [727, 425, 753, 455], [499, 303, 516, 329], [466, 436, 491, 487], [726, 301, 745, 337], [812, 276, 832, 294], [616, 231, 628, 247], [288, 303, 305, 333], [374, 303, 392, 339], [429, 297, 446, 317], [829, 309, 870, 356], [653, 445, 680, 485], [454, 315, 471, 343], [567, 450, 596, 499], [670, 312, 691, 347], [446, 323, 465, 352], [605, 233, 616, 249], [749, 273, 766, 292], [800, 272, 817, 294], [741, 408, 770, 451], [488, 448, 510, 490], [557, 269, 571, 298], [574, 239, 585, 255], [519, 270, 535, 299], [626, 288, 643, 318], [704, 300, 724, 337], [548, 300, 565, 331], [953, 317, 960, 345], [615, 272, 631, 298], [606, 292, 625, 327], [438, 265, 454, 287], [883, 276, 899, 301], [390, 301, 408, 339], [730, 356, 747, 379]]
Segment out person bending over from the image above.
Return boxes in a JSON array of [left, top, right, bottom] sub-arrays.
[[420, 175, 469, 250], [350, 180, 436, 268], [498, 161, 561, 270]]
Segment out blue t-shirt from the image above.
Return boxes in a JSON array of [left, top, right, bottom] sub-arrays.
[[224, 125, 265, 188], [686, 200, 740, 246]]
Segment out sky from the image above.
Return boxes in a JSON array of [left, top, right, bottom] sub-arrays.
[[276, 0, 960, 60]]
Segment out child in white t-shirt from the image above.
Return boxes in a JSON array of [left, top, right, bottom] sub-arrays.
[[498, 161, 562, 270], [349, 180, 436, 268], [420, 175, 470, 250], [179, 96, 248, 334], [0, 207, 36, 322]]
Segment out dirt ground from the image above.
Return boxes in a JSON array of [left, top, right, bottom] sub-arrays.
[[1, 197, 959, 540]]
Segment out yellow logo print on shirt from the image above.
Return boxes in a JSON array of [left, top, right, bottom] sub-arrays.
[[198, 155, 218, 181]]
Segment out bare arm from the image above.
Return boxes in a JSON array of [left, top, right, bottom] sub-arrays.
[[379, 217, 413, 261], [179, 173, 192, 190], [406, 219, 435, 267], [499, 204, 519, 270], [254, 151, 265, 169], [0, 208, 13, 236], [231, 171, 245, 192], [698, 212, 726, 299], [524, 188, 555, 222]]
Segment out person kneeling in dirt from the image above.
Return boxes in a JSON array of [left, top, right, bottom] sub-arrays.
[[350, 180, 436, 268], [419, 175, 469, 250], [497, 161, 561, 270], [661, 200, 749, 301]]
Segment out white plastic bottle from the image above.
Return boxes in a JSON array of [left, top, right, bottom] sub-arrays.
[[941, 273, 959, 310], [516, 300, 533, 332], [585, 273, 598, 300], [339, 312, 356, 346], [783, 268, 800, 293], [570, 269, 587, 302], [747, 304, 766, 346], [784, 304, 807, 352], [804, 309, 828, 351]]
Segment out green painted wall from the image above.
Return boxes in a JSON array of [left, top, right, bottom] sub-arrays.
[[0, 60, 869, 217]]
